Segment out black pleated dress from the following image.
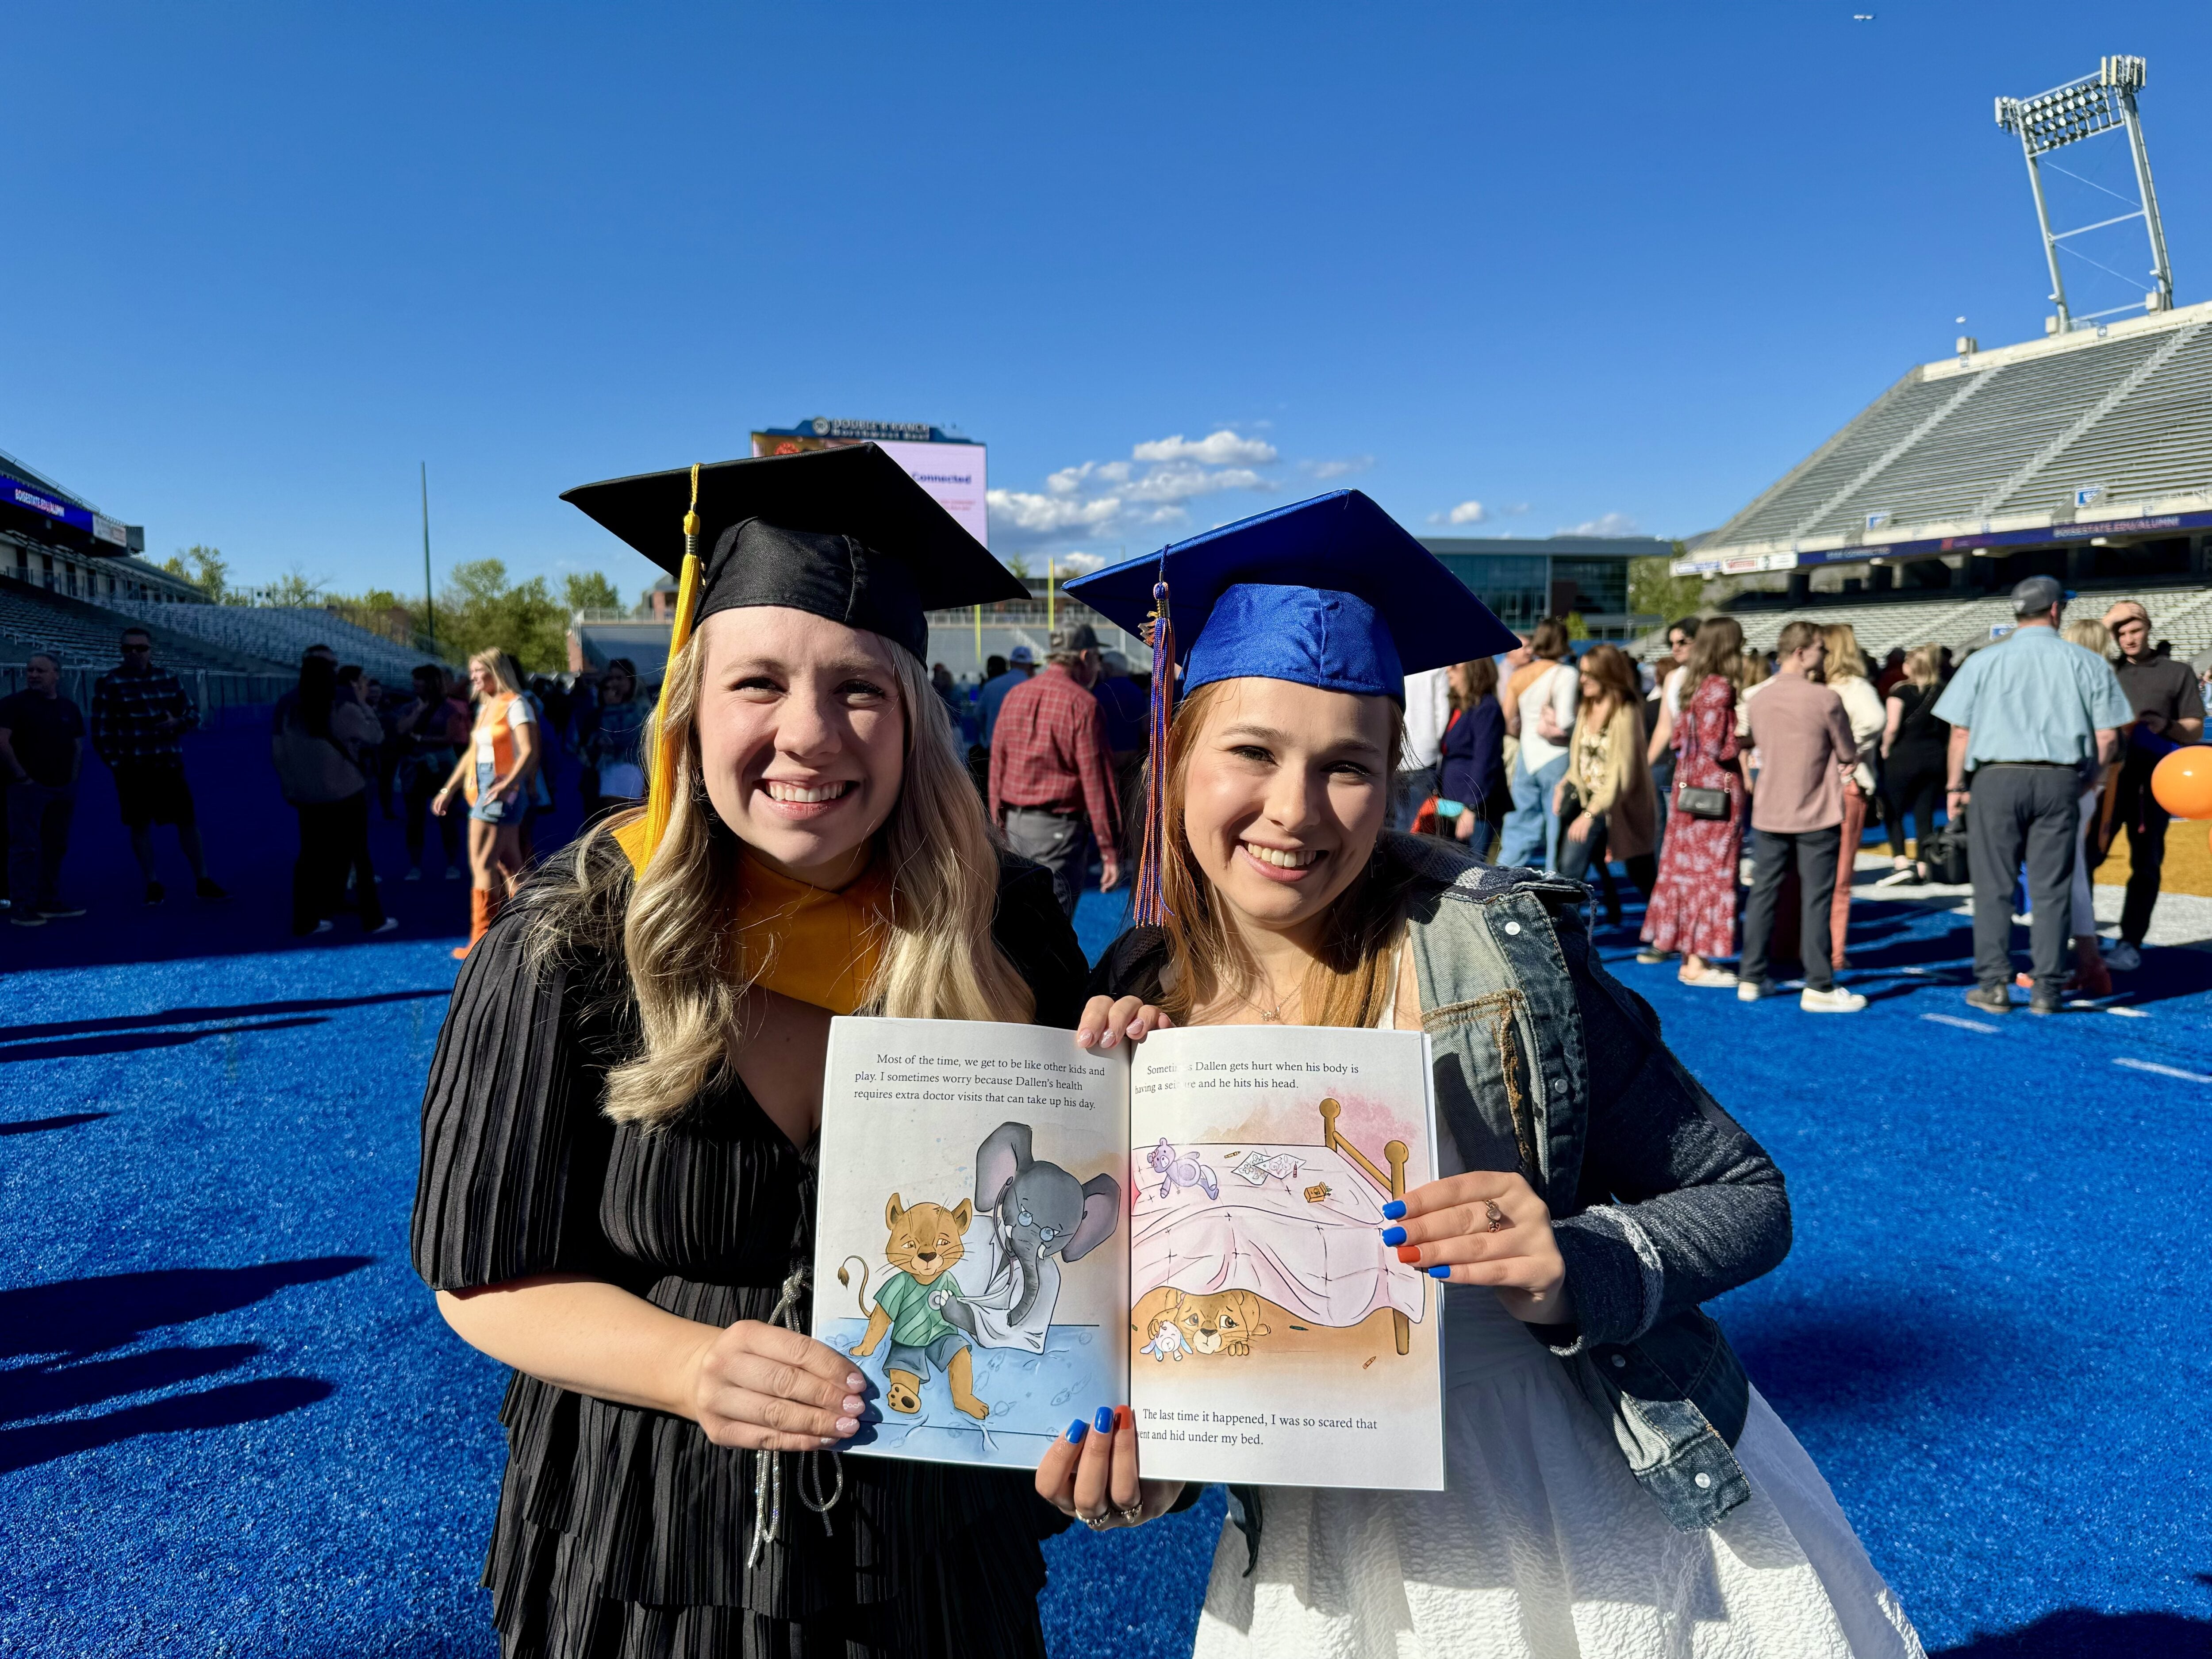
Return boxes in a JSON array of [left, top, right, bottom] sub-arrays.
[[411, 855, 1091, 1659]]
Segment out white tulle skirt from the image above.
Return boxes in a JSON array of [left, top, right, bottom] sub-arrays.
[[1192, 1292, 1923, 1659]]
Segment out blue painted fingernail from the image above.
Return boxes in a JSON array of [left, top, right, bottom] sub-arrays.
[[1066, 1419, 1087, 1443], [1427, 1264, 1452, 1279], [1382, 1200, 1406, 1220], [1381, 1225, 1406, 1246], [1094, 1406, 1115, 1433]]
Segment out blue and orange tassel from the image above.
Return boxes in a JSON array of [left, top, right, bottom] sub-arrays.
[[1132, 576, 1176, 928]]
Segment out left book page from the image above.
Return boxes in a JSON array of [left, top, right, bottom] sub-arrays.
[[812, 1016, 1130, 1471]]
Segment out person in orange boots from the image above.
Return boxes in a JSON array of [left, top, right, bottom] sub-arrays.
[[431, 649, 538, 959]]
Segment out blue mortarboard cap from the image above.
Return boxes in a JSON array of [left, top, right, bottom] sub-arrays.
[[1065, 491, 1516, 699], [1067, 492, 1517, 927]]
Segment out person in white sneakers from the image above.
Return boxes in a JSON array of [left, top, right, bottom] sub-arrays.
[[1736, 622, 1866, 1013]]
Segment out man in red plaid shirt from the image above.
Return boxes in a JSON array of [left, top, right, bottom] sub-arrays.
[[987, 624, 1121, 917]]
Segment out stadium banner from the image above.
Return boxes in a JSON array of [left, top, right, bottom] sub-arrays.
[[752, 421, 989, 549], [1673, 507, 2212, 576], [2, 472, 95, 536]]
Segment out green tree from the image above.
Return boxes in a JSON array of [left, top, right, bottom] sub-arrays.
[[562, 571, 624, 615], [260, 567, 330, 607], [160, 545, 231, 603], [438, 558, 568, 672], [1628, 546, 1708, 625]]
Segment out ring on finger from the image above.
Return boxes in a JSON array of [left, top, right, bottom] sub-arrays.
[[1081, 1509, 1114, 1532], [1115, 1498, 1144, 1524], [1484, 1199, 1510, 1233]]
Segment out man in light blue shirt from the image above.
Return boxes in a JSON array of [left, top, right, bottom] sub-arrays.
[[1933, 575, 2130, 1013]]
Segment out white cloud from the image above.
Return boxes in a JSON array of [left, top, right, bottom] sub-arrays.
[[986, 489, 1124, 536], [1558, 512, 1640, 537], [1427, 500, 1488, 526], [990, 427, 1284, 553], [1131, 429, 1279, 467], [1299, 455, 1374, 480], [1123, 463, 1268, 503]]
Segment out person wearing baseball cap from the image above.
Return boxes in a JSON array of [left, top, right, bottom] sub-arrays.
[[987, 620, 1121, 915], [1932, 575, 2132, 1012], [2093, 599, 2206, 970]]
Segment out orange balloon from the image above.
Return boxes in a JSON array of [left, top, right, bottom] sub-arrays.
[[2151, 747, 2212, 819]]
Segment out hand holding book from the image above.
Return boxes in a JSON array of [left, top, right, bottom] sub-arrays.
[[1381, 1173, 1573, 1325]]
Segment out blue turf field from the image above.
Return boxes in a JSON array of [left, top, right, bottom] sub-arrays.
[[4, 726, 2208, 1656]]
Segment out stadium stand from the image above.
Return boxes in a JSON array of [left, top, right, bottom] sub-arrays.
[[0, 579, 284, 673], [107, 599, 444, 684], [1696, 303, 2212, 561]]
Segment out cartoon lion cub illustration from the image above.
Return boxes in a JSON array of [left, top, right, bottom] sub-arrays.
[[1177, 1289, 1274, 1356], [1129, 1286, 1276, 1358], [846, 1195, 990, 1419]]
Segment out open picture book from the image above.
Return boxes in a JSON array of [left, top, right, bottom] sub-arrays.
[[810, 1016, 1444, 1491]]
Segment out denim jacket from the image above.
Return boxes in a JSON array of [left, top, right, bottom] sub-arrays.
[[1092, 832, 1791, 1551]]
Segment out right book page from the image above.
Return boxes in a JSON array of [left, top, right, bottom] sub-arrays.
[[1124, 1025, 1444, 1491]]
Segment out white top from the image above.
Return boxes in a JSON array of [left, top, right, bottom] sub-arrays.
[[1832, 675, 1886, 793], [1400, 667, 1453, 770], [1663, 662, 1689, 718], [474, 694, 535, 767], [1514, 661, 1580, 772]]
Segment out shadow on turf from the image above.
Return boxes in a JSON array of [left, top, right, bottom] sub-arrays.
[[1727, 1303, 1971, 1427], [0, 1014, 333, 1063], [0, 987, 450, 1046], [1933, 1607, 2212, 1655], [0, 1256, 369, 1473], [0, 1112, 111, 1136]]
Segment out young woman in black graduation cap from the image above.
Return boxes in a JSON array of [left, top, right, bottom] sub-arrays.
[[411, 445, 1090, 1659], [1039, 494, 1921, 1658]]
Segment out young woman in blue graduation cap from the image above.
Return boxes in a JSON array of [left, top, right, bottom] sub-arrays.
[[412, 446, 1093, 1659], [1038, 494, 1921, 1657]]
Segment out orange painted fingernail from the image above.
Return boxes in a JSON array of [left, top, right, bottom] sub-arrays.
[[1116, 1405, 1134, 1430], [1395, 1244, 1421, 1263]]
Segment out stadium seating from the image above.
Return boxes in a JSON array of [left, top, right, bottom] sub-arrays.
[[106, 600, 443, 684], [1707, 311, 2212, 552], [0, 579, 282, 673]]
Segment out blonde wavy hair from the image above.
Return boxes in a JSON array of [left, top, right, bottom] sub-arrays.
[[1150, 680, 1411, 1030], [528, 622, 1033, 1127], [469, 648, 527, 699], [1821, 623, 1867, 683]]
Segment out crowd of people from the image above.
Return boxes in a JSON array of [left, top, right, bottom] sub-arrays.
[[925, 576, 2205, 1022], [6, 581, 2200, 1021], [0, 627, 669, 949]]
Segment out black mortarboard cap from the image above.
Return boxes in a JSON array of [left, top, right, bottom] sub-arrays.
[[561, 443, 1023, 661]]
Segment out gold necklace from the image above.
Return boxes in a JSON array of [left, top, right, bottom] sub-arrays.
[[1244, 978, 1303, 1023]]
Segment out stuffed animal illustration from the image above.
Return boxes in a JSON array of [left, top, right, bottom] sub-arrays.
[[1148, 1137, 1220, 1201], [1140, 1317, 1190, 1363]]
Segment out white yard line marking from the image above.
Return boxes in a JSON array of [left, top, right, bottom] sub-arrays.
[[2106, 1006, 2150, 1018], [1922, 1013, 2001, 1033], [2112, 1057, 2212, 1083]]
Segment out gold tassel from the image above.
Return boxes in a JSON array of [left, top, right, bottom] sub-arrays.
[[625, 464, 704, 875]]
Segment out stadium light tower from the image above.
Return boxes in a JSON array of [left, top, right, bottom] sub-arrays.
[[1995, 54, 2174, 334]]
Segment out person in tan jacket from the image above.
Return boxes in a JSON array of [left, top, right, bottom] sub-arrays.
[[1551, 643, 1658, 925]]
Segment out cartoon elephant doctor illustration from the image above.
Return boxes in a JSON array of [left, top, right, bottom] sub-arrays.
[[939, 1121, 1120, 1348]]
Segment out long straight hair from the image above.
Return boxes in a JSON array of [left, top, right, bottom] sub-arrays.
[[1682, 615, 1746, 692], [526, 623, 1034, 1127], [1151, 680, 1411, 1029]]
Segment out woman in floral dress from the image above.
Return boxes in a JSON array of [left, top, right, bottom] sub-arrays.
[[1640, 616, 1747, 987]]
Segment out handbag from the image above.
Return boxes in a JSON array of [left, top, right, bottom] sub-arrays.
[[1676, 784, 1729, 820], [1671, 678, 1732, 819]]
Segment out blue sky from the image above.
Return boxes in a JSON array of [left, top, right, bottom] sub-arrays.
[[11, 3, 2212, 600]]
